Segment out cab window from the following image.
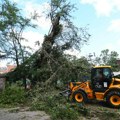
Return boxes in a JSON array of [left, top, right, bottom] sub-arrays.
[[103, 68, 111, 78]]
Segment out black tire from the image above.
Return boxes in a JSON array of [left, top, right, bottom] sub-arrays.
[[73, 91, 87, 103], [106, 91, 120, 108]]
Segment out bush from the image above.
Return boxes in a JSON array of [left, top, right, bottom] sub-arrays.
[[0, 85, 27, 107], [50, 104, 79, 120]]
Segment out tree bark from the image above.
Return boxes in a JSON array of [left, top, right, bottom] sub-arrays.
[[37, 15, 61, 67]]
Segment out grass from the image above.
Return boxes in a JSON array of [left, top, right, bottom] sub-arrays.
[[0, 84, 27, 107]]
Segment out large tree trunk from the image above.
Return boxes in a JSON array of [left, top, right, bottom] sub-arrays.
[[36, 15, 61, 67]]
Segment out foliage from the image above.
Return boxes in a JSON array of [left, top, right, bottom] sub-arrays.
[[0, 84, 27, 107], [6, 0, 90, 88], [89, 49, 120, 71], [31, 97, 79, 120], [0, 0, 37, 66], [100, 49, 110, 65], [7, 53, 91, 87], [28, 0, 90, 86], [30, 87, 89, 120], [108, 51, 119, 71]]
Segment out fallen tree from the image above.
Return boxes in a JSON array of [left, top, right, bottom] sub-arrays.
[[7, 0, 91, 87]]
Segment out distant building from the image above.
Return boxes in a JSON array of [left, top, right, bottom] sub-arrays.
[[0, 64, 16, 90], [0, 65, 16, 74], [117, 59, 120, 66]]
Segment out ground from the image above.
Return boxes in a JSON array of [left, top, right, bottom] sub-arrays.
[[0, 107, 50, 120], [79, 101, 120, 120], [0, 101, 120, 120]]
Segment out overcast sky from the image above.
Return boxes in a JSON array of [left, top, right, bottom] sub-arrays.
[[6, 0, 120, 58]]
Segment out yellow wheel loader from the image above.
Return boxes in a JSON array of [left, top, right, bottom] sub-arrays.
[[67, 66, 120, 108]]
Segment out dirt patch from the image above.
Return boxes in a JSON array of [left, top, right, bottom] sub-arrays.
[[81, 101, 120, 120], [0, 101, 120, 120], [0, 107, 50, 120]]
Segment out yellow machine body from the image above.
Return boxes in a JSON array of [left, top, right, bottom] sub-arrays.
[[68, 66, 120, 107]]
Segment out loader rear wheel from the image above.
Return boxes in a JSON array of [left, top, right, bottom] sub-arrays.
[[73, 91, 87, 103], [106, 91, 120, 108]]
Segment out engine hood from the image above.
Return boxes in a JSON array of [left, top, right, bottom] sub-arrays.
[[112, 78, 120, 85]]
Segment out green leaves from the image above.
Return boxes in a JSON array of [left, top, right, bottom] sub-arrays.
[[92, 49, 120, 71], [0, 0, 37, 66], [0, 0, 19, 29], [0, 85, 26, 106]]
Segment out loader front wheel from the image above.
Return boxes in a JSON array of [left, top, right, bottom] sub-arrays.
[[73, 91, 87, 103], [106, 91, 120, 108]]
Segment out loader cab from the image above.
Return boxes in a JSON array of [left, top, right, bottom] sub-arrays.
[[91, 66, 113, 92]]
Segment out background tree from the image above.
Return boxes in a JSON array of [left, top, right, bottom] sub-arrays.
[[92, 49, 120, 71], [0, 0, 37, 66], [100, 49, 109, 65], [107, 51, 119, 71]]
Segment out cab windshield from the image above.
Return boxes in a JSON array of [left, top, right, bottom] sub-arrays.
[[91, 67, 112, 80]]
